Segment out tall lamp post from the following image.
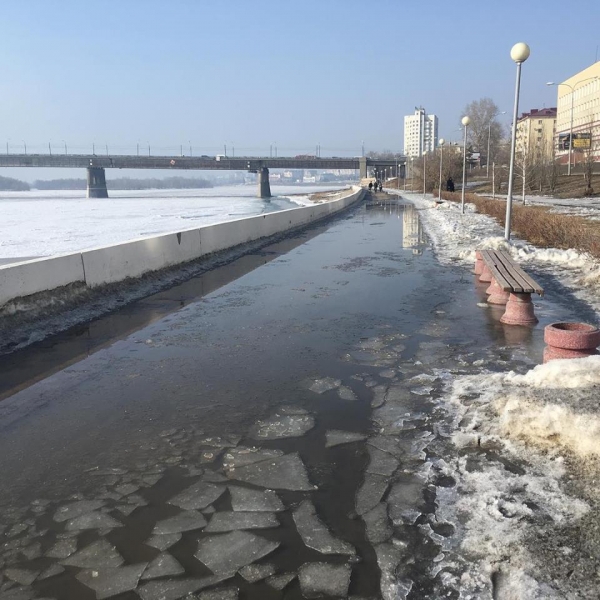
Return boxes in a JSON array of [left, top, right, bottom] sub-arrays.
[[438, 138, 445, 200], [423, 151, 427, 198], [546, 77, 598, 176], [505, 42, 531, 241], [461, 116, 471, 214]]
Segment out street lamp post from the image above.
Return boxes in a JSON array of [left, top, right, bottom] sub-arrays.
[[63, 140, 67, 154], [461, 116, 471, 214], [438, 138, 445, 201], [423, 151, 427, 198], [547, 76, 598, 176], [23, 141, 27, 155], [505, 42, 531, 241]]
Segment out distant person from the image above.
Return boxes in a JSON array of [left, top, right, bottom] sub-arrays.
[[368, 182, 373, 191], [379, 182, 383, 192], [446, 177, 455, 193]]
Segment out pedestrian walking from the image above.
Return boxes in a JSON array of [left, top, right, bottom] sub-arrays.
[[446, 177, 455, 193]]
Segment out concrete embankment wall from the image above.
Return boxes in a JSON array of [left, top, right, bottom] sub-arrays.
[[0, 186, 364, 310]]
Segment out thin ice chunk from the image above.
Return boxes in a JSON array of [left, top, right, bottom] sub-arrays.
[[371, 385, 389, 408], [153, 511, 207, 534], [375, 543, 412, 600], [54, 499, 104, 522], [145, 533, 181, 551], [0, 588, 35, 600], [338, 386, 358, 401], [168, 482, 226, 510], [356, 473, 389, 516], [205, 511, 279, 532], [299, 562, 352, 598], [362, 503, 392, 544], [325, 430, 367, 448], [228, 486, 284, 512], [66, 511, 123, 531], [62, 539, 124, 569], [266, 572, 296, 590], [46, 537, 77, 558], [38, 564, 65, 580], [250, 414, 315, 440], [141, 553, 185, 580], [137, 576, 230, 600], [238, 563, 276, 582], [227, 453, 313, 491], [387, 477, 426, 525], [222, 447, 284, 470], [195, 530, 279, 577], [76, 563, 147, 599], [309, 377, 341, 393], [366, 446, 399, 477], [5, 568, 40, 585], [277, 405, 308, 415], [196, 589, 238, 600], [293, 500, 355, 555]]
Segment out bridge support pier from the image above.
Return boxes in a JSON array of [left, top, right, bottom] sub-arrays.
[[359, 157, 367, 180], [87, 167, 108, 198], [258, 167, 271, 199]]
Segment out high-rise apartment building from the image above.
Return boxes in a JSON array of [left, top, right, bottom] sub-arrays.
[[404, 107, 438, 157]]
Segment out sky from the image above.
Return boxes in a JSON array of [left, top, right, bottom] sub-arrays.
[[1, 0, 600, 180]]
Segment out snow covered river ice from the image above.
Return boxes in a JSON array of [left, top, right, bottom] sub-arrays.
[[0, 192, 598, 599]]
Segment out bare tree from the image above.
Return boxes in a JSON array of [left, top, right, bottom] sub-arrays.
[[581, 120, 596, 196], [462, 98, 505, 167]]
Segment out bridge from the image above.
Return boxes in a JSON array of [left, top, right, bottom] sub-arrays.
[[0, 154, 405, 198]]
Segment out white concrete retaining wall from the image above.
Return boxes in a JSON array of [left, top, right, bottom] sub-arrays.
[[0, 186, 364, 306]]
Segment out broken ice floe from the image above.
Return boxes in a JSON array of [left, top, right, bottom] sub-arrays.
[[250, 413, 315, 440], [293, 500, 355, 555], [61, 539, 124, 569], [362, 503, 392, 544], [298, 562, 352, 598], [65, 511, 123, 531], [222, 447, 284, 470], [226, 452, 314, 491], [238, 562, 276, 582], [195, 530, 279, 577], [153, 510, 207, 534], [76, 563, 147, 599], [145, 533, 181, 551], [266, 572, 296, 590], [387, 476, 426, 526], [46, 537, 77, 559], [228, 485, 284, 512], [338, 385, 358, 401], [5, 567, 39, 585], [356, 473, 389, 516], [53, 499, 104, 522], [38, 563, 65, 580], [366, 445, 399, 477], [325, 430, 367, 448], [141, 553, 185, 580], [204, 511, 279, 532], [196, 588, 239, 600], [137, 575, 231, 600], [308, 377, 341, 394], [168, 482, 226, 510]]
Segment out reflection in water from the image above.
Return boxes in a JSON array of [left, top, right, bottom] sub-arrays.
[[402, 204, 425, 254]]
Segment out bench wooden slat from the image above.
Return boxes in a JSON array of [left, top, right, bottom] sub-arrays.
[[480, 249, 543, 296], [494, 251, 543, 295]]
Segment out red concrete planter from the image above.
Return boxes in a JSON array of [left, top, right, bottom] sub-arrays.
[[474, 251, 484, 276], [479, 263, 493, 284], [544, 322, 600, 351]]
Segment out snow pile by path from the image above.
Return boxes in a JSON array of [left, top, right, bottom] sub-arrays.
[[400, 191, 600, 317], [433, 355, 600, 599]]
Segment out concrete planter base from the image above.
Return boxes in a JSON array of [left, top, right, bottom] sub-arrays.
[[500, 292, 538, 326], [479, 263, 493, 284], [486, 278, 510, 305], [474, 251, 484, 276]]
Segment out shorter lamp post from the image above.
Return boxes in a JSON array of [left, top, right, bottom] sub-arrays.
[[438, 138, 445, 200], [505, 42, 531, 241], [423, 151, 427, 198], [461, 116, 471, 214]]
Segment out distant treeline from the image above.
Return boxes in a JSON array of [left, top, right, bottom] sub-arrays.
[[33, 176, 213, 190], [0, 175, 30, 191]]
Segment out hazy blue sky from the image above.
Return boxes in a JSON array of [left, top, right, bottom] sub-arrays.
[[1, 0, 599, 179]]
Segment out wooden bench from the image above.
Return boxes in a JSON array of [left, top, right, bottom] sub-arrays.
[[475, 249, 544, 326]]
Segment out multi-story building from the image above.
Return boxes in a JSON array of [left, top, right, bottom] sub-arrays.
[[553, 61, 600, 163], [515, 108, 557, 159], [404, 107, 438, 157]]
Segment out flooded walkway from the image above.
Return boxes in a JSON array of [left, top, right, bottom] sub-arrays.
[[0, 193, 557, 598]]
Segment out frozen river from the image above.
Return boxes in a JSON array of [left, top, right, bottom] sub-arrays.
[[0, 184, 346, 261]]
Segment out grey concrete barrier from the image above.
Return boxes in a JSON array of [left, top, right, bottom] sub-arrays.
[[0, 186, 364, 307]]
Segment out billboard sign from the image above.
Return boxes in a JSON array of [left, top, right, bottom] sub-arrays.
[[573, 133, 591, 149]]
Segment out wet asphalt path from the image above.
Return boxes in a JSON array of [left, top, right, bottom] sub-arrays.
[[0, 192, 552, 599]]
